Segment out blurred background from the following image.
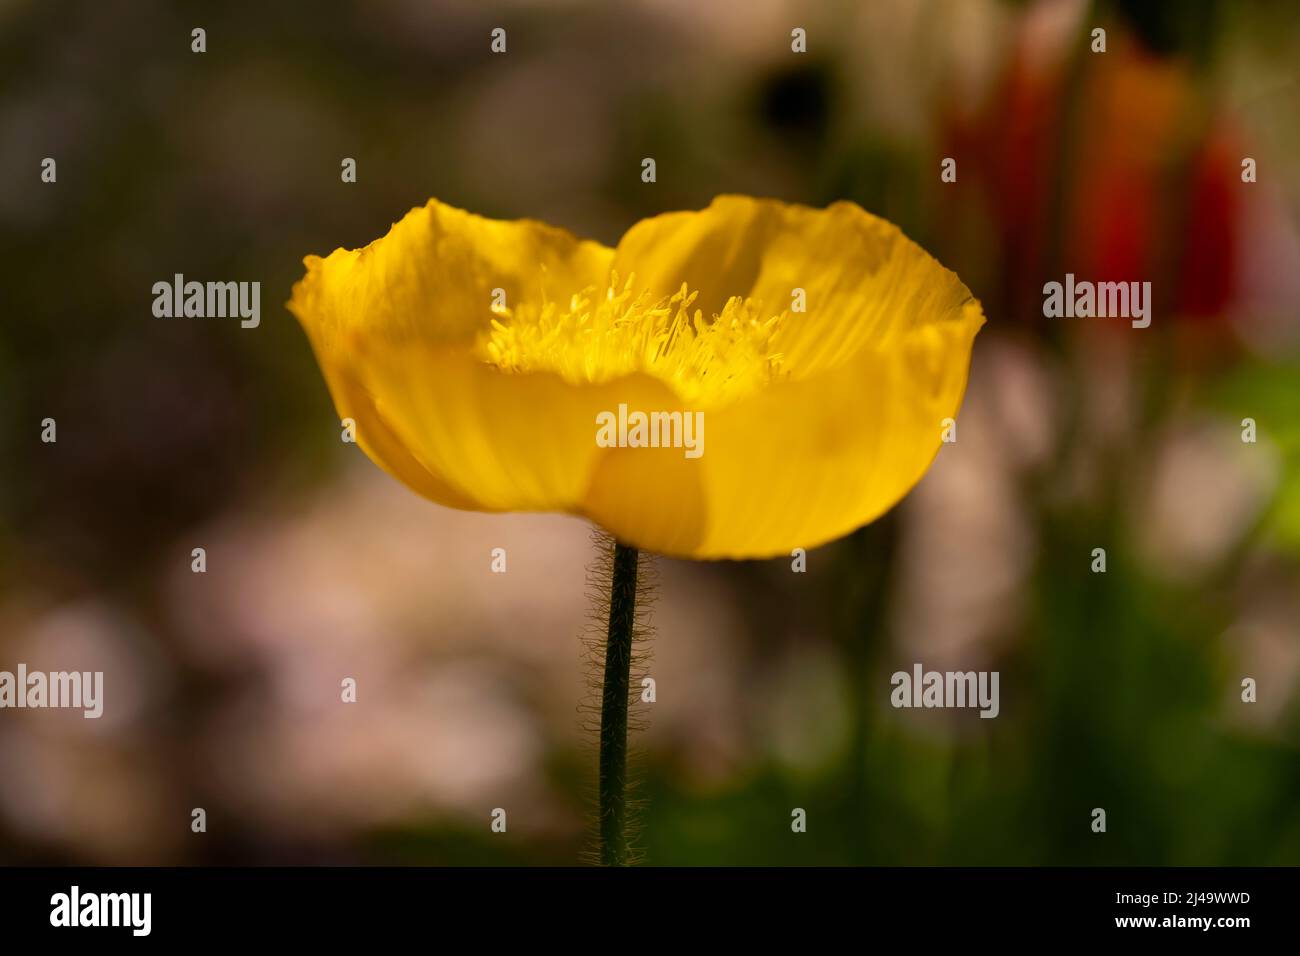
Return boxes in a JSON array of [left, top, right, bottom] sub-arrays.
[[2, 0, 1299, 865]]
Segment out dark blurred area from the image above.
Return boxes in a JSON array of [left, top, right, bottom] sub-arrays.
[[1, 0, 1298, 864]]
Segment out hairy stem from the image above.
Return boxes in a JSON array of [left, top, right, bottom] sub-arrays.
[[599, 541, 638, 866]]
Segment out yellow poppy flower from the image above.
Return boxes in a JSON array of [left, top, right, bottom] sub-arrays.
[[288, 195, 984, 559]]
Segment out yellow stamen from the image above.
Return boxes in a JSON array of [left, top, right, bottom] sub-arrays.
[[479, 272, 788, 406]]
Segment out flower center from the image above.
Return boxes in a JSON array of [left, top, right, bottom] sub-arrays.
[[478, 272, 788, 406]]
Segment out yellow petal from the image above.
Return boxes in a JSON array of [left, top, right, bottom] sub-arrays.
[[612, 195, 971, 374], [291, 198, 613, 354], [588, 196, 984, 557], [289, 199, 615, 513], [354, 342, 689, 515]]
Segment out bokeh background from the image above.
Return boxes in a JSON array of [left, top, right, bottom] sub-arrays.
[[2, 0, 1299, 865]]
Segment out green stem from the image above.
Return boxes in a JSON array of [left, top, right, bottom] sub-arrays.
[[599, 541, 638, 866]]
